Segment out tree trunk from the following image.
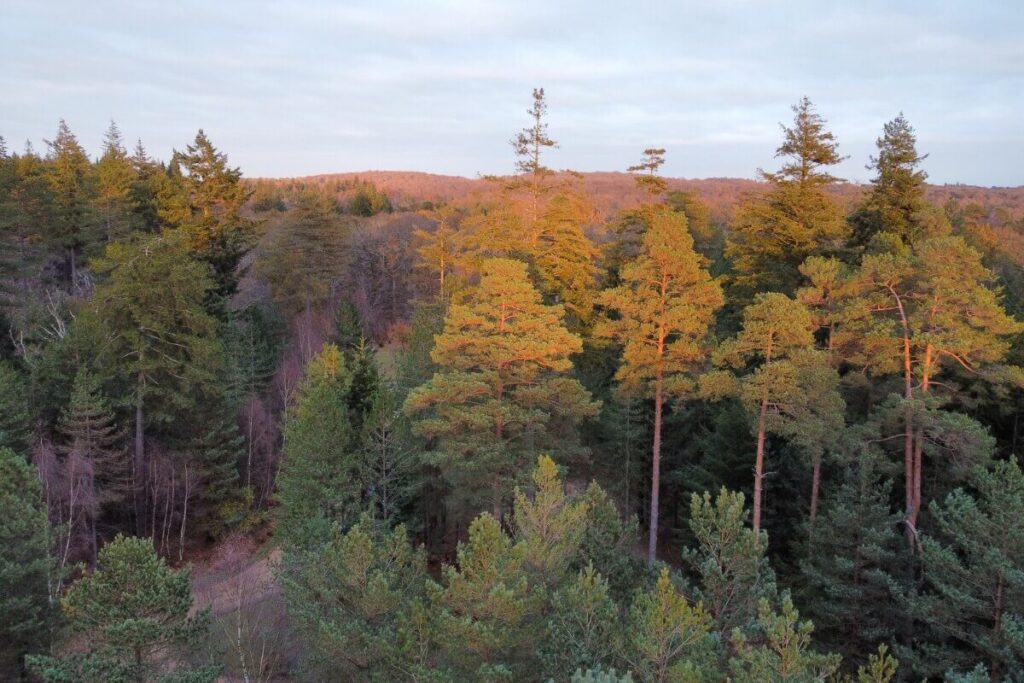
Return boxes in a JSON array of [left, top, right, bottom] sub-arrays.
[[753, 395, 769, 533], [809, 455, 822, 528], [133, 388, 147, 537], [647, 377, 663, 566]]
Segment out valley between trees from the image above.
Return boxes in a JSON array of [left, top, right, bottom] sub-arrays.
[[2, 90, 1024, 681]]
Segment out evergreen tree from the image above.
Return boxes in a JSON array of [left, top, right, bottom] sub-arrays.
[[282, 518, 426, 681], [0, 447, 55, 680], [703, 293, 838, 532], [541, 564, 622, 679], [404, 257, 599, 519], [533, 193, 601, 328], [27, 535, 218, 683], [798, 428, 902, 669], [414, 204, 464, 309], [334, 298, 365, 353], [512, 455, 588, 584], [901, 459, 1024, 679], [428, 513, 540, 680], [726, 98, 847, 295], [359, 382, 419, 524], [186, 397, 246, 539], [89, 233, 221, 536], [727, 596, 842, 682], [623, 568, 715, 682], [576, 481, 646, 601], [511, 87, 557, 226], [682, 489, 775, 637], [276, 345, 359, 548], [0, 360, 31, 452], [599, 205, 724, 564], [850, 113, 931, 247], [176, 129, 254, 303], [95, 121, 138, 242], [45, 119, 97, 284], [57, 368, 127, 556]]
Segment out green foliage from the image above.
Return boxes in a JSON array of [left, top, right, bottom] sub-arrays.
[[359, 381, 419, 524], [0, 447, 55, 680], [428, 513, 541, 680], [727, 97, 847, 295], [727, 596, 842, 682], [623, 568, 715, 682], [405, 257, 598, 516], [276, 344, 359, 548], [0, 360, 31, 452], [571, 668, 635, 683], [513, 454, 589, 583], [27, 534, 218, 683], [901, 458, 1024, 679], [541, 564, 622, 679], [282, 517, 426, 681], [576, 481, 646, 600], [682, 489, 775, 636], [349, 181, 392, 216]]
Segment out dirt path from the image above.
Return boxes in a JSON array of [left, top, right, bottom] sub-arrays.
[[191, 540, 283, 617]]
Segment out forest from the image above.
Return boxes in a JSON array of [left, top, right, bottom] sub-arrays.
[[2, 89, 1023, 682]]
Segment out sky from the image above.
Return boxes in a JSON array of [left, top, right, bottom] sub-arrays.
[[2, 1, 1022, 186]]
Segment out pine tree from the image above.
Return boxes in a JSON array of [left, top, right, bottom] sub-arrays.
[[0, 447, 55, 680], [281, 517, 426, 681], [533, 193, 601, 328], [27, 535, 218, 683], [727, 596, 842, 682], [901, 459, 1024, 679], [428, 513, 540, 679], [704, 293, 841, 531], [510, 87, 558, 226], [682, 489, 775, 637], [512, 455, 588, 583], [850, 113, 930, 247], [623, 568, 715, 682], [576, 481, 645, 601], [727, 97, 847, 295], [404, 257, 599, 519], [599, 205, 724, 564], [414, 204, 464, 309], [334, 298, 365, 353], [541, 564, 622, 679], [628, 148, 668, 202], [186, 397, 245, 539], [798, 427, 903, 669], [359, 382, 419, 524]]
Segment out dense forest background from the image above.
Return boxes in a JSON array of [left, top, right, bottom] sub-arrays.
[[2, 91, 1024, 682]]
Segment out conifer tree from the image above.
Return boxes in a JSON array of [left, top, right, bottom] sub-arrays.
[[727, 97, 847, 295], [95, 121, 138, 242], [541, 564, 622, 679], [27, 535, 218, 683], [404, 257, 598, 519], [533, 193, 601, 328], [727, 596, 842, 682], [0, 448, 55, 680], [89, 233, 221, 536], [358, 382, 419, 524], [850, 113, 930, 247], [57, 368, 126, 556], [334, 297, 365, 353], [276, 344, 359, 548], [599, 205, 723, 564], [415, 204, 464, 309], [282, 517, 426, 681], [682, 489, 775, 636], [704, 293, 841, 531], [512, 455, 588, 583], [628, 148, 668, 202], [623, 568, 715, 682], [186, 397, 246, 539], [176, 129, 254, 302], [901, 459, 1024, 679], [428, 513, 540, 679], [511, 87, 557, 226], [45, 119, 97, 284], [798, 428, 902, 669], [0, 361, 31, 452]]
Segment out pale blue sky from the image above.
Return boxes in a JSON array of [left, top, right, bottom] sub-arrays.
[[2, 1, 1022, 185]]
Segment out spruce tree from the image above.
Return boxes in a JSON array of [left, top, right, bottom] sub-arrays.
[[45, 119, 97, 284], [727, 97, 847, 295], [95, 121, 138, 242], [0, 361, 31, 452], [599, 205, 723, 564], [0, 447, 55, 680], [541, 564, 622, 679]]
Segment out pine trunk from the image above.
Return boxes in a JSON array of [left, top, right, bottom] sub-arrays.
[[809, 455, 821, 528], [133, 386, 147, 536], [647, 377, 663, 566], [753, 395, 768, 533]]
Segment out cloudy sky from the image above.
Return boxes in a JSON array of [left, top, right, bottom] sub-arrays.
[[2, 1, 1022, 185]]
